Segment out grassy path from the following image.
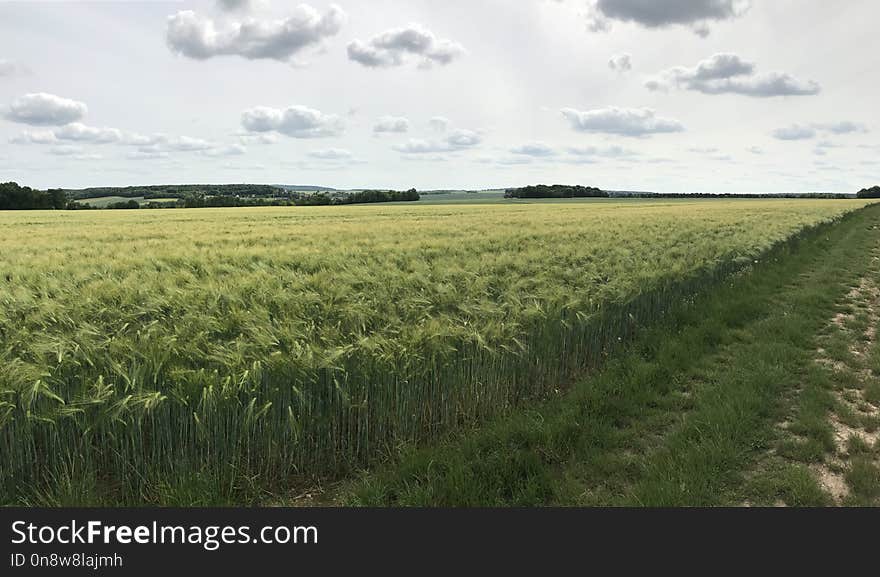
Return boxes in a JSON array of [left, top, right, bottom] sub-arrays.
[[323, 204, 880, 506]]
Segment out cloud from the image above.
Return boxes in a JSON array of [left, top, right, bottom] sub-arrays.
[[446, 128, 481, 147], [166, 4, 346, 62], [818, 121, 868, 135], [54, 122, 124, 144], [204, 143, 247, 157], [772, 122, 867, 141], [564, 145, 640, 164], [10, 129, 58, 144], [166, 135, 213, 151], [393, 139, 447, 154], [393, 129, 482, 154], [348, 24, 465, 68], [561, 106, 684, 137], [400, 154, 448, 162], [307, 148, 353, 160], [772, 124, 816, 140], [238, 132, 279, 145], [510, 142, 555, 157], [429, 116, 450, 132], [241, 105, 344, 138], [4, 93, 87, 126], [50, 146, 102, 161], [588, 0, 750, 35], [646, 53, 820, 97], [747, 146, 764, 155], [127, 149, 170, 160], [12, 122, 169, 148], [567, 145, 638, 158], [608, 53, 632, 72], [373, 115, 410, 134]]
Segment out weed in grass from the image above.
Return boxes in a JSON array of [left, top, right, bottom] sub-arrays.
[[744, 464, 831, 507], [844, 458, 880, 503]]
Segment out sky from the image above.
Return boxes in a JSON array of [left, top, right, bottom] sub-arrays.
[[0, 0, 878, 193]]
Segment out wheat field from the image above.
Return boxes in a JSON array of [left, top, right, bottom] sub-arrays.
[[0, 199, 871, 504]]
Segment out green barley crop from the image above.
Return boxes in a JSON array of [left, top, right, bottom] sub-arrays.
[[0, 199, 872, 504]]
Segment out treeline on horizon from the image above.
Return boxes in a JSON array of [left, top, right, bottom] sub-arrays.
[[612, 191, 857, 199], [505, 185, 608, 198], [0, 182, 421, 210], [0, 182, 67, 210], [505, 183, 860, 199], [66, 184, 284, 201]]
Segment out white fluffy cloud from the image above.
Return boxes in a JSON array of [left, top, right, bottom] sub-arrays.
[[241, 104, 344, 138], [348, 24, 465, 68], [10, 129, 58, 144], [13, 122, 164, 147], [373, 116, 410, 134], [588, 0, 750, 35], [446, 128, 481, 148], [393, 128, 482, 154], [4, 93, 87, 126], [646, 53, 820, 97], [54, 122, 124, 144], [608, 53, 632, 72], [166, 4, 346, 62], [561, 106, 684, 137]]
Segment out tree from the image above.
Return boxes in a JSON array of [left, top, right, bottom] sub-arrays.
[[0, 182, 69, 210]]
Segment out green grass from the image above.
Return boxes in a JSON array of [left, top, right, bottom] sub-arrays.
[[844, 458, 880, 504], [742, 464, 831, 507], [343, 203, 880, 506]]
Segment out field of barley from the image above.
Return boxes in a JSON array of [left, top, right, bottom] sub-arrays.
[[0, 199, 872, 504]]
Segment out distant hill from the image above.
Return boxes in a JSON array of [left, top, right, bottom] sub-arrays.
[[275, 185, 338, 192]]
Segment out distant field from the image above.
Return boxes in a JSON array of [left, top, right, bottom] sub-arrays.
[[77, 196, 178, 207], [415, 190, 508, 203], [0, 199, 872, 505]]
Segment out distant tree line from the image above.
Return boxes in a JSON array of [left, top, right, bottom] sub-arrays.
[[857, 186, 880, 199], [65, 184, 286, 201], [0, 182, 67, 210], [285, 188, 420, 206], [610, 191, 856, 199], [504, 185, 608, 199], [61, 187, 421, 210]]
